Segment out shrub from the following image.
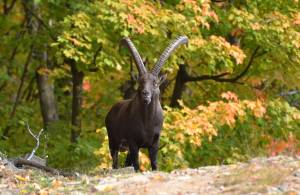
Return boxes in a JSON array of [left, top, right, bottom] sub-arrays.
[[95, 92, 300, 171]]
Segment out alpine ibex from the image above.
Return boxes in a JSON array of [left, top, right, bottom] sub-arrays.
[[105, 35, 188, 171]]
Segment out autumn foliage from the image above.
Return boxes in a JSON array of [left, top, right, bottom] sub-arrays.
[[94, 92, 300, 171], [0, 0, 300, 172]]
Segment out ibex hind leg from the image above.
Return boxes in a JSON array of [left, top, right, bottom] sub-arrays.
[[110, 149, 119, 169], [108, 139, 119, 169], [149, 146, 158, 171], [125, 152, 133, 167]]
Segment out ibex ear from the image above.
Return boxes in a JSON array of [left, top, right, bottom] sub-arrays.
[[158, 74, 167, 86], [130, 71, 138, 81]]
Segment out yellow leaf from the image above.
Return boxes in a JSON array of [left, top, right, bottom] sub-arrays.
[[15, 175, 28, 182]]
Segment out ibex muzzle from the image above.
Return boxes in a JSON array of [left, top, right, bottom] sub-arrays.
[[138, 74, 159, 105]]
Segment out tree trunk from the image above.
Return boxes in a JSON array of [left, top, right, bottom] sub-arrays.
[[170, 65, 188, 107], [36, 69, 59, 128], [70, 61, 84, 143], [27, 1, 59, 129], [169, 47, 260, 107]]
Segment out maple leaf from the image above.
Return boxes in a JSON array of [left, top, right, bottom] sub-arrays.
[[209, 11, 219, 23], [221, 91, 239, 102], [229, 46, 246, 64], [293, 13, 300, 25], [127, 14, 136, 25]]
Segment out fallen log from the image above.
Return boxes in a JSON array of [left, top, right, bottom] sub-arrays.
[[12, 157, 74, 177]]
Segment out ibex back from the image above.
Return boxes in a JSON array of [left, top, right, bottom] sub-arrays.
[[105, 36, 188, 171]]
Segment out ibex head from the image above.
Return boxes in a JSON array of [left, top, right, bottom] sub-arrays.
[[121, 36, 188, 105]]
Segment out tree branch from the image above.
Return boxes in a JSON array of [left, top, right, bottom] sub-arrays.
[[3, 0, 8, 14], [26, 122, 44, 160], [92, 44, 102, 67], [86, 44, 103, 72], [186, 46, 260, 84], [10, 46, 33, 118], [1, 19, 28, 91], [22, 2, 56, 41], [223, 46, 260, 82], [186, 72, 230, 82], [13, 158, 74, 177], [21, 75, 36, 100], [1, 47, 33, 139], [280, 90, 300, 97], [3, 0, 17, 15], [7, 0, 17, 13]]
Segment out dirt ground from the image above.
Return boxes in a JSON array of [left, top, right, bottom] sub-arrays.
[[1, 155, 299, 194]]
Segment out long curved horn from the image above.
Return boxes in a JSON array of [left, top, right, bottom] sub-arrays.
[[121, 37, 147, 75], [152, 35, 188, 76]]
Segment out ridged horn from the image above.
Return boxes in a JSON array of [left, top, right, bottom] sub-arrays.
[[121, 37, 147, 75], [152, 35, 188, 76]]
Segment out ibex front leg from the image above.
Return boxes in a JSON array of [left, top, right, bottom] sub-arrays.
[[129, 144, 140, 171], [149, 134, 160, 171], [148, 147, 158, 171]]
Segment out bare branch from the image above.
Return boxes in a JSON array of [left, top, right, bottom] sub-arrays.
[[280, 90, 300, 97], [186, 72, 230, 82], [186, 46, 260, 84], [26, 122, 44, 160]]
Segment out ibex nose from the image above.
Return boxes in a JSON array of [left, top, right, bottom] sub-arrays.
[[142, 90, 150, 96]]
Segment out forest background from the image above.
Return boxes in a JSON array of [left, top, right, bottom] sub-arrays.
[[0, 0, 299, 172]]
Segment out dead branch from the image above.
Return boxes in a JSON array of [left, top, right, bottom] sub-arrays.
[[12, 158, 74, 177], [26, 122, 44, 160]]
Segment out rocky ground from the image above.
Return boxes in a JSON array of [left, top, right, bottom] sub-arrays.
[[0, 155, 299, 194]]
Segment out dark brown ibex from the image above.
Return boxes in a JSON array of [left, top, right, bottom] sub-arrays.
[[105, 36, 188, 171]]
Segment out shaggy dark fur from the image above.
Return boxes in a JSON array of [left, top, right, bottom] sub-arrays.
[[105, 36, 188, 171]]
